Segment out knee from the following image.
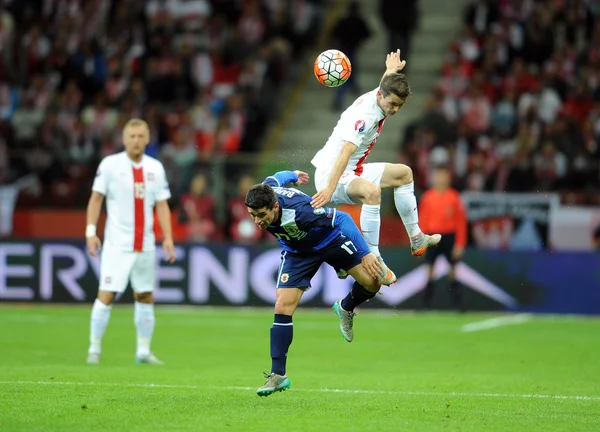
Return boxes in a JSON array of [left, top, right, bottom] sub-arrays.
[[134, 292, 153, 304], [274, 298, 296, 316], [363, 184, 381, 205], [396, 164, 413, 185], [97, 290, 116, 305], [363, 280, 381, 293], [449, 267, 456, 280], [426, 265, 434, 279]]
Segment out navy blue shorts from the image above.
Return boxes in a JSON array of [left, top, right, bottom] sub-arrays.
[[277, 234, 364, 289]]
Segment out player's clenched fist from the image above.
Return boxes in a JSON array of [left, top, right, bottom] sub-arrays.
[[361, 253, 383, 280], [87, 236, 102, 257]]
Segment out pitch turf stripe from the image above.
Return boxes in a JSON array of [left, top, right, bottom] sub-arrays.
[[461, 314, 532, 333], [2, 380, 599, 401]]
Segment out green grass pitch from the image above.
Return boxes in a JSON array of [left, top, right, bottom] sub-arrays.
[[1, 305, 599, 431]]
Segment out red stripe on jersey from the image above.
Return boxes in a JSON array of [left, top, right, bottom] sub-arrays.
[[354, 117, 386, 176], [132, 167, 145, 252]]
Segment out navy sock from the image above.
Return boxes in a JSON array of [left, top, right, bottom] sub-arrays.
[[270, 314, 293, 376], [341, 282, 376, 311]]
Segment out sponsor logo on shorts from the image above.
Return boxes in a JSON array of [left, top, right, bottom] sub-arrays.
[[313, 208, 326, 215], [355, 120, 366, 132], [104, 276, 112, 285], [280, 273, 289, 283]]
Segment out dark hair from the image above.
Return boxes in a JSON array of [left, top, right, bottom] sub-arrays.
[[244, 184, 277, 210], [380, 73, 411, 100]]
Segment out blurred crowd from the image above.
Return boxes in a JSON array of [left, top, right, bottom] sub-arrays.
[[177, 171, 275, 243], [0, 0, 327, 209], [403, 0, 600, 205], [6, 0, 600, 243]]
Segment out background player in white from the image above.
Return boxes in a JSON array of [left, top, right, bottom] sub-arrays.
[[311, 50, 441, 285], [85, 118, 176, 365]]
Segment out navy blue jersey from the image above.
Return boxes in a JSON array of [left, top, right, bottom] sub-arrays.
[[262, 173, 369, 256]]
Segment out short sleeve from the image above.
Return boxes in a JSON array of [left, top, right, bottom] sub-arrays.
[[338, 113, 372, 147], [92, 159, 109, 195], [155, 164, 171, 201]]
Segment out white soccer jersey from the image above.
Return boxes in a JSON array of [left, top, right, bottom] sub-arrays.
[[311, 88, 386, 175], [92, 152, 171, 252]]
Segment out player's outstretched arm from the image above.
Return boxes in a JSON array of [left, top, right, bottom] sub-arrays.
[[267, 170, 297, 186], [267, 170, 309, 187], [265, 170, 309, 187], [380, 49, 407, 83], [311, 142, 356, 208], [86, 192, 104, 257]]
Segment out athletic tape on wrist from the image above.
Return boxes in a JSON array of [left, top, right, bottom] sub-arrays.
[[86, 224, 97, 238]]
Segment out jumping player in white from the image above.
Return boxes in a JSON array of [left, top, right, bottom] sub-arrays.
[[311, 49, 441, 285], [85, 118, 176, 365]]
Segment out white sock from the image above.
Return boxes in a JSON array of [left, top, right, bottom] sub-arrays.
[[360, 204, 381, 256], [134, 302, 155, 358], [394, 182, 423, 241], [89, 298, 112, 354]]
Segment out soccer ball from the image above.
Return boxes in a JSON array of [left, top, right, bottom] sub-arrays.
[[313, 49, 352, 88]]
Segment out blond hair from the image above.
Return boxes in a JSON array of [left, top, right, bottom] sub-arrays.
[[123, 118, 149, 132]]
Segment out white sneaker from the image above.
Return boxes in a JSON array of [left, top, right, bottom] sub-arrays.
[[411, 233, 442, 257], [256, 372, 291, 397], [376, 256, 397, 286], [87, 352, 100, 364], [332, 300, 355, 342], [135, 353, 165, 365]]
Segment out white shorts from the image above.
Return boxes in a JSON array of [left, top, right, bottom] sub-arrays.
[[99, 248, 155, 293], [314, 163, 385, 205]]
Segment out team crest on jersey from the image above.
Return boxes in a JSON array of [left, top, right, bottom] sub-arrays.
[[283, 223, 307, 240], [147, 172, 155, 182], [134, 182, 145, 199], [355, 120, 366, 132], [280, 273, 289, 283], [104, 276, 112, 285]]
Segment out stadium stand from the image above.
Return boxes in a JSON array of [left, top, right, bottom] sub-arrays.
[[403, 0, 600, 206], [1, 0, 327, 218]]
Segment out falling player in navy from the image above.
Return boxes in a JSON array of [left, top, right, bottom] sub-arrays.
[[245, 170, 385, 396]]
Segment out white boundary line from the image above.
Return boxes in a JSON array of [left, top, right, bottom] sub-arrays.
[[1, 380, 598, 401], [461, 314, 532, 333], [0, 305, 597, 321]]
